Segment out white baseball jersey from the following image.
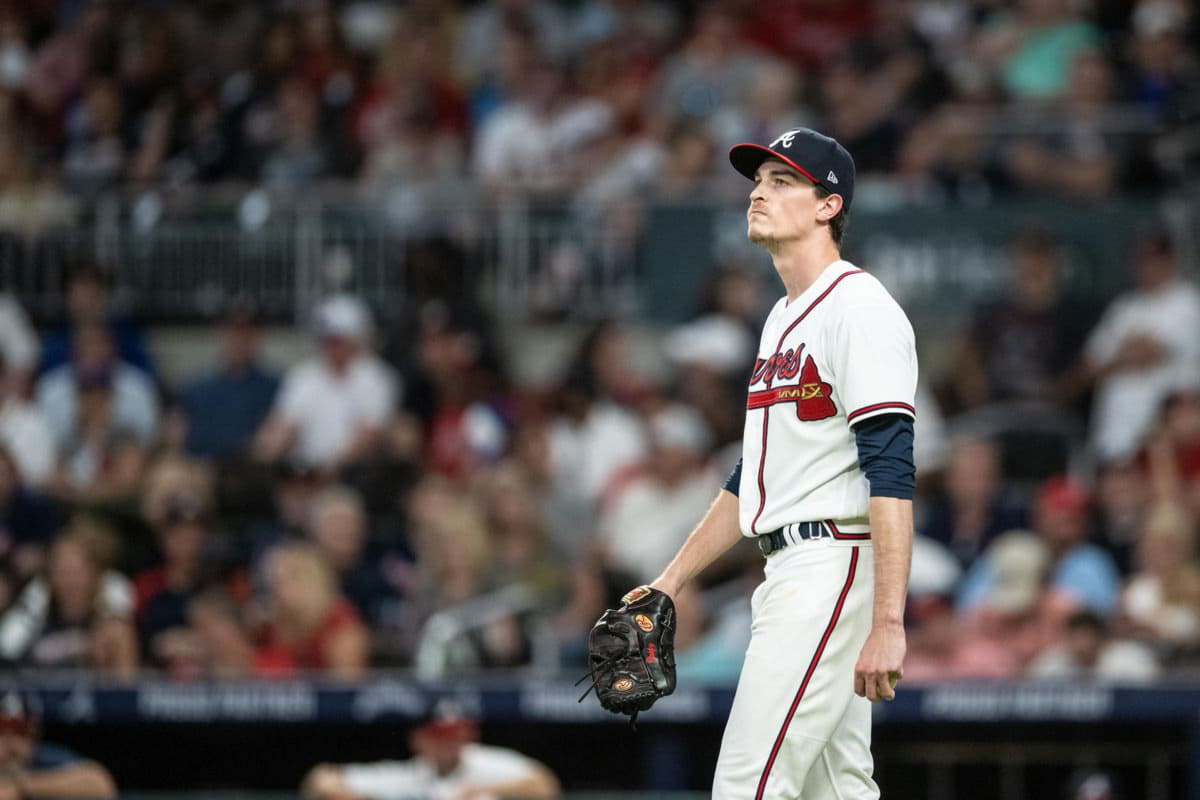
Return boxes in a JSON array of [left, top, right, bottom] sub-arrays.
[[737, 260, 917, 539], [715, 259, 917, 800]]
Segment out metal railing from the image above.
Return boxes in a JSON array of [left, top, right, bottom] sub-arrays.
[[1, 182, 1193, 328]]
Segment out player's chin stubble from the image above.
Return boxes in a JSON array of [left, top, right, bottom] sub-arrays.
[[747, 220, 771, 247], [748, 226, 779, 250]]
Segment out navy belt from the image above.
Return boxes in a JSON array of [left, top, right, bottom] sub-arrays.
[[756, 521, 830, 556]]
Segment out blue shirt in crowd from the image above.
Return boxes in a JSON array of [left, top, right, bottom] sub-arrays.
[[957, 543, 1121, 616], [181, 365, 279, 458]]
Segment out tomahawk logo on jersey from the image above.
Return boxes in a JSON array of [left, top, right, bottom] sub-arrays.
[[737, 261, 917, 540]]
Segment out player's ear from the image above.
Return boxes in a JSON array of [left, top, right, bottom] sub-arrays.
[[816, 192, 843, 223]]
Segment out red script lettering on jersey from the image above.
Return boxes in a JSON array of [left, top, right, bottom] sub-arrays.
[[747, 352, 836, 421], [750, 345, 804, 386]]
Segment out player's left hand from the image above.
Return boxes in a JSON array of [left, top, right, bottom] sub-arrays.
[[854, 622, 906, 702]]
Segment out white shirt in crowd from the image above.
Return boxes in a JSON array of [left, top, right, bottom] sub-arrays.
[[473, 98, 613, 191], [548, 402, 646, 506], [1085, 277, 1200, 461], [36, 361, 160, 448], [0, 293, 38, 377], [1124, 574, 1200, 645], [0, 397, 55, 485], [339, 744, 543, 800], [1027, 639, 1161, 683], [0, 570, 133, 661], [599, 469, 717, 584], [273, 354, 398, 468]]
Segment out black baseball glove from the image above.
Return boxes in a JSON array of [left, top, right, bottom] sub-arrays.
[[577, 585, 676, 725]]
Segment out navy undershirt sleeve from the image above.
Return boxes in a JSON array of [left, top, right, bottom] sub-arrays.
[[852, 414, 915, 500], [723, 458, 742, 496]]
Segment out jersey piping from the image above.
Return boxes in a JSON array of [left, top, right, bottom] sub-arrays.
[[846, 401, 916, 424]]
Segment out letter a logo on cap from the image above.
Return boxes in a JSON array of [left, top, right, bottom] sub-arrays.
[[770, 130, 801, 149], [827, 171, 838, 184]]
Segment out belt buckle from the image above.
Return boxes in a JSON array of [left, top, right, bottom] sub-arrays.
[[757, 534, 775, 557]]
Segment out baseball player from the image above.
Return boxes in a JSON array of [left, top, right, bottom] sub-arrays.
[[650, 128, 917, 798]]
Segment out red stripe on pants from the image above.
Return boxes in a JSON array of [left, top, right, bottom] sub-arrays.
[[754, 548, 861, 800]]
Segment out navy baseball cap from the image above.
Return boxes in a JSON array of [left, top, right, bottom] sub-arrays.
[[729, 128, 855, 210]]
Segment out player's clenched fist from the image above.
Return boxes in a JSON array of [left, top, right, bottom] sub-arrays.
[[854, 622, 906, 702]]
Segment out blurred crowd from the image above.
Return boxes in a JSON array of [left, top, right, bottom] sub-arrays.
[[0, 0, 1195, 241], [0, 0, 1199, 687], [3, 216, 1200, 686]]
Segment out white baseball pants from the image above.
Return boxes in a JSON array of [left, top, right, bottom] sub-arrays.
[[713, 541, 878, 800]]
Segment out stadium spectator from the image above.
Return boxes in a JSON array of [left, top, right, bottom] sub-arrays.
[[225, 16, 303, 181], [973, 0, 1102, 100], [178, 303, 279, 460], [61, 77, 126, 196], [259, 77, 329, 190], [953, 530, 1061, 671], [356, 19, 467, 194], [0, 519, 137, 677], [39, 264, 154, 378], [1127, 1, 1196, 119], [960, 477, 1121, 619], [456, 0, 570, 90], [921, 436, 1026, 566], [569, 0, 679, 56], [903, 594, 1023, 680], [255, 542, 370, 679], [739, 0, 875, 69], [472, 58, 612, 196], [711, 59, 814, 162], [254, 295, 398, 473], [1121, 503, 1200, 653], [43, 363, 150, 503], [464, 11, 540, 129], [652, 121, 718, 202], [301, 702, 560, 800], [0, 445, 58, 584], [306, 485, 402, 629], [948, 228, 1093, 411], [505, 419, 592, 561], [173, 587, 258, 680], [264, 460, 327, 540], [0, 690, 117, 799], [133, 492, 239, 671], [1093, 458, 1152, 576], [547, 323, 647, 506], [656, 4, 766, 122], [403, 302, 509, 482], [475, 464, 561, 601], [0, 353, 55, 487], [0, 125, 76, 242], [0, 289, 37, 394], [664, 313, 756, 452], [1076, 227, 1200, 463], [1141, 389, 1200, 518], [816, 50, 905, 174], [1001, 49, 1122, 199], [1028, 609, 1160, 682], [597, 404, 717, 584]]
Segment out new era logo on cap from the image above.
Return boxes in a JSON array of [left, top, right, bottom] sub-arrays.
[[728, 128, 856, 210]]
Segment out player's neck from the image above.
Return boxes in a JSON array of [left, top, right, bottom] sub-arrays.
[[771, 237, 843, 304]]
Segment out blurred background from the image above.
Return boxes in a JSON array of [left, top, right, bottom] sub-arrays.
[[0, 0, 1199, 798]]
